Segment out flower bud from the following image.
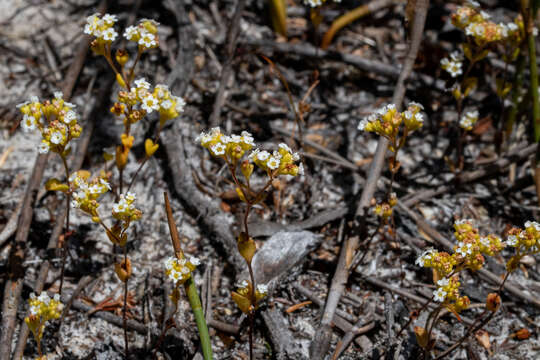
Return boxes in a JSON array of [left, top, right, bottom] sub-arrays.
[[116, 73, 126, 88], [486, 293, 501, 312], [240, 160, 254, 180], [237, 232, 256, 264], [115, 49, 129, 66], [116, 145, 128, 170], [145, 138, 159, 156], [414, 326, 430, 349], [115, 257, 132, 282]]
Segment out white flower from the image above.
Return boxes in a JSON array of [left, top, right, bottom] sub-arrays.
[[298, 162, 305, 176], [210, 143, 225, 156], [54, 91, 63, 99], [100, 178, 111, 190], [433, 287, 447, 302], [507, 23, 518, 31], [89, 185, 101, 194], [415, 113, 424, 123], [124, 25, 139, 40], [174, 96, 186, 113], [142, 95, 159, 113], [64, 110, 77, 123], [125, 191, 136, 201], [102, 28, 118, 41], [279, 143, 293, 153], [480, 11, 491, 20], [467, 0, 480, 7], [358, 119, 369, 131], [155, 84, 168, 98], [249, 148, 260, 160], [161, 99, 172, 110], [138, 32, 156, 48], [64, 102, 76, 109], [257, 284, 268, 295], [506, 235, 518, 246], [436, 278, 449, 287], [480, 237, 490, 247], [21, 115, 36, 132], [189, 256, 200, 266], [50, 131, 63, 145], [267, 157, 280, 170], [113, 199, 128, 213], [102, 14, 118, 25], [415, 248, 436, 267], [238, 280, 249, 289], [134, 78, 151, 89], [195, 132, 212, 145], [30, 95, 39, 103], [525, 220, 540, 231], [241, 131, 254, 146], [257, 151, 270, 161], [38, 292, 51, 305], [409, 101, 424, 110], [534, 27, 538, 37], [456, 242, 472, 257]]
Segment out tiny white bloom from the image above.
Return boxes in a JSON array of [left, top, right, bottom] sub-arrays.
[[54, 91, 63, 99], [139, 32, 156, 48], [279, 143, 293, 153], [124, 26, 139, 40], [189, 257, 200, 266], [267, 157, 280, 170], [102, 28, 118, 41], [135, 78, 151, 89], [433, 288, 447, 302], [257, 151, 270, 161], [21, 115, 36, 132], [161, 99, 172, 110], [257, 284, 268, 295], [102, 14, 118, 25], [437, 278, 449, 287], [210, 143, 225, 156], [174, 96, 186, 113], [506, 235, 518, 246], [142, 95, 159, 113], [64, 110, 77, 123], [50, 131, 63, 145]]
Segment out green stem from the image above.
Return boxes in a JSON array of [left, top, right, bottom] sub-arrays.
[[184, 276, 213, 360], [505, 53, 526, 136], [524, 0, 540, 141]]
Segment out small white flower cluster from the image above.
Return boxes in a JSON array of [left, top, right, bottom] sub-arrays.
[[123, 19, 160, 50], [237, 280, 269, 296], [459, 110, 479, 131], [29, 292, 61, 315], [70, 174, 111, 209], [164, 256, 200, 284], [112, 191, 137, 214], [84, 13, 119, 41], [415, 248, 436, 267], [455, 242, 473, 257], [433, 278, 449, 302], [440, 51, 464, 78]]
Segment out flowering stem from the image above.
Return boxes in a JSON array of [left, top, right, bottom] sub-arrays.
[[523, 0, 540, 142], [59, 155, 71, 296], [505, 53, 526, 136], [128, 50, 142, 85], [123, 245, 129, 358], [164, 192, 213, 359]]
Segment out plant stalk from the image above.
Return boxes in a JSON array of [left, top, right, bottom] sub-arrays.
[[164, 192, 213, 360]]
